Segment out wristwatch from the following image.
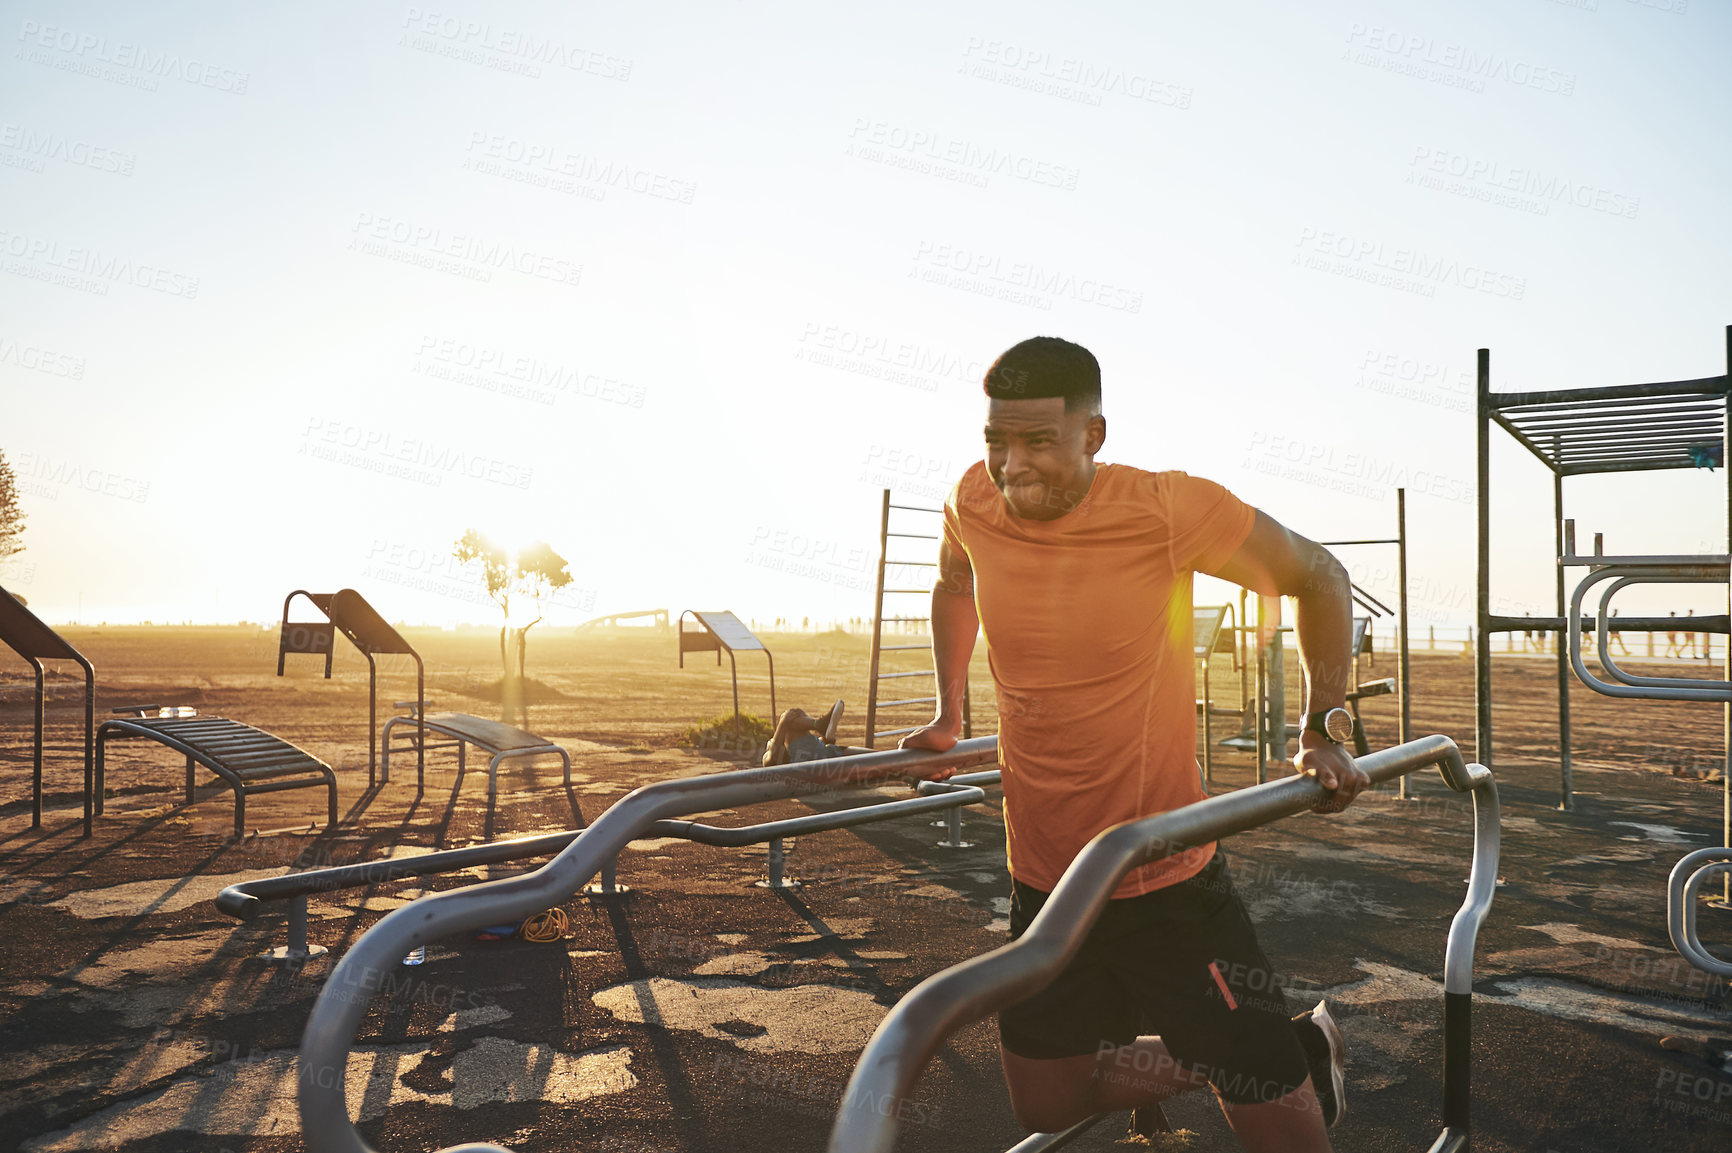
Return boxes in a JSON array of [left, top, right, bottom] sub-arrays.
[[1304, 707, 1355, 745]]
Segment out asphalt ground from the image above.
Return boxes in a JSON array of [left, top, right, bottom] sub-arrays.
[[2, 638, 1731, 1152]]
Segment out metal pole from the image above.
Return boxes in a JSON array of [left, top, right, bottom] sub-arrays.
[[865, 489, 890, 748], [1723, 324, 1731, 904], [1398, 488, 1412, 801], [767, 837, 787, 888], [1202, 662, 1213, 787], [1476, 347, 1493, 770], [1268, 610, 1286, 777], [365, 653, 378, 789], [1254, 597, 1267, 785], [32, 662, 44, 828], [1555, 464, 1573, 811]]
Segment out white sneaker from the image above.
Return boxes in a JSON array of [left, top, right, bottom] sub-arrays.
[[1292, 999, 1346, 1128]]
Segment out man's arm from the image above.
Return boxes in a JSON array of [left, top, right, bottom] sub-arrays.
[[1210, 509, 1366, 813], [898, 536, 978, 771]]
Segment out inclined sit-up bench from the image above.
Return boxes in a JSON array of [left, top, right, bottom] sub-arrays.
[[280, 587, 571, 795], [0, 584, 95, 835]]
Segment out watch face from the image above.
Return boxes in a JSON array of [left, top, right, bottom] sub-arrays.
[[1324, 708, 1355, 744]]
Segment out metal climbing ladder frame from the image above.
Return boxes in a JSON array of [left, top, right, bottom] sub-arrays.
[[864, 490, 970, 747], [1475, 326, 1732, 812]]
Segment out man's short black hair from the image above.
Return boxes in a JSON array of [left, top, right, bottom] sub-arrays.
[[983, 336, 1102, 414]]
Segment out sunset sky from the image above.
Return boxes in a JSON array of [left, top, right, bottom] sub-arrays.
[[4, 0, 1730, 631]]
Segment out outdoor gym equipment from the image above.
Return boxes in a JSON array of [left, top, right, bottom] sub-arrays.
[[830, 735, 1497, 1153], [1559, 524, 1732, 974]]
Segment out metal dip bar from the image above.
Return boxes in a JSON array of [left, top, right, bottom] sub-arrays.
[[828, 735, 1499, 1153], [295, 737, 1000, 1153]]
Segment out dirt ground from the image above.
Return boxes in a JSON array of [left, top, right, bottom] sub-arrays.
[[2, 626, 1731, 1153]]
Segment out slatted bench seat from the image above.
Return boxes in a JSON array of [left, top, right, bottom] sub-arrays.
[[381, 703, 571, 795], [96, 708, 338, 838]]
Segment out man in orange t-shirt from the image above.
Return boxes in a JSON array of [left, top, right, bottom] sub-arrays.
[[902, 336, 1367, 1151]]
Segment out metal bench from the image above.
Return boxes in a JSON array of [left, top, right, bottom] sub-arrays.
[[382, 701, 571, 795], [96, 707, 337, 838]]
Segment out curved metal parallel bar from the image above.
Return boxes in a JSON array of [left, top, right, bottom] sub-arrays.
[[829, 736, 1497, 1153], [1668, 848, 1732, 979], [1568, 566, 1732, 702], [297, 737, 1000, 1153], [219, 774, 999, 922], [1591, 572, 1732, 693]]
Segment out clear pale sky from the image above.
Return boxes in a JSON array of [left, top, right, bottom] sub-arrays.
[[4, 0, 1729, 630]]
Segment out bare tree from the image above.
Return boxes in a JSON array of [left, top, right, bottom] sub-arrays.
[[453, 529, 572, 724], [0, 450, 24, 563]]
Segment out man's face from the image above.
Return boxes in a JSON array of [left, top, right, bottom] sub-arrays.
[[983, 396, 1105, 520]]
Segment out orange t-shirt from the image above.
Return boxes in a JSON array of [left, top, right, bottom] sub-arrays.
[[943, 461, 1257, 899]]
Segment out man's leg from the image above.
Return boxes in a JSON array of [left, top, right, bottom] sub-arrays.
[[1222, 1080, 1331, 1152], [1110, 851, 1337, 1151], [999, 1035, 1205, 1133]]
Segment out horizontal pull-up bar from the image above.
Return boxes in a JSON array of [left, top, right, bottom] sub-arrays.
[[1488, 614, 1730, 635]]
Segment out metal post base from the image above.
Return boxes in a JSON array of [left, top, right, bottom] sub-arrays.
[[583, 858, 633, 898], [258, 895, 328, 964], [754, 837, 802, 889], [934, 807, 973, 848], [259, 943, 329, 964]]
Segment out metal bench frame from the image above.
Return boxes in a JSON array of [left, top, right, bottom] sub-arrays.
[[96, 709, 337, 838], [0, 584, 96, 835], [381, 704, 572, 796]]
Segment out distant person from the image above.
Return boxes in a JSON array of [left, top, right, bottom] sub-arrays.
[[1685, 610, 1699, 659], [1610, 609, 1629, 656], [1667, 611, 1680, 658], [1522, 612, 1533, 653], [761, 699, 867, 766]]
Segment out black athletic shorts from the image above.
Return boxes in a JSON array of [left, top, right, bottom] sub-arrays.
[[996, 849, 1312, 1106]]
